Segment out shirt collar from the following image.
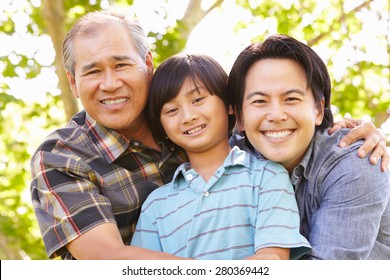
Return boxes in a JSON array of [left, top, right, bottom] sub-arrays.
[[84, 113, 130, 164], [170, 146, 248, 189], [291, 132, 318, 187]]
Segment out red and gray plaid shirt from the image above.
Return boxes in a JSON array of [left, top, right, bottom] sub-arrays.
[[30, 110, 187, 259]]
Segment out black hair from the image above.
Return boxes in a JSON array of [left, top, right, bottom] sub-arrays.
[[227, 34, 333, 132], [148, 54, 235, 145]]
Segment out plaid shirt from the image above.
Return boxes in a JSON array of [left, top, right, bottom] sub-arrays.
[[30, 110, 187, 259]]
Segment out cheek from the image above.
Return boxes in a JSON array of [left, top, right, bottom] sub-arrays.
[[160, 117, 169, 130], [241, 108, 258, 131], [160, 117, 176, 135]]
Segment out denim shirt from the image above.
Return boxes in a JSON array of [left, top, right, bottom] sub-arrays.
[[230, 129, 390, 259]]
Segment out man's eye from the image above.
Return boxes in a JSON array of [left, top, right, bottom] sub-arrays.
[[252, 99, 265, 104], [286, 97, 300, 102], [84, 70, 99, 76]]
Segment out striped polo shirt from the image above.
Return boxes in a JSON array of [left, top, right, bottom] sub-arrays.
[[131, 146, 311, 259]]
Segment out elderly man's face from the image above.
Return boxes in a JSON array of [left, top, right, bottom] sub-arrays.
[[68, 22, 153, 138]]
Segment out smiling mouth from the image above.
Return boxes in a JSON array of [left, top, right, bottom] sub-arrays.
[[185, 125, 206, 135], [101, 98, 128, 105], [263, 130, 293, 139]]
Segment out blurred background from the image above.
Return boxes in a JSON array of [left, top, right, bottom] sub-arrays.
[[0, 0, 389, 259]]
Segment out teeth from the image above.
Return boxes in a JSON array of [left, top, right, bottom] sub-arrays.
[[186, 125, 205, 135], [264, 130, 292, 139], [102, 98, 128, 105]]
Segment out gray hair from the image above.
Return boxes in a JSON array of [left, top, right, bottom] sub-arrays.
[[62, 8, 150, 77]]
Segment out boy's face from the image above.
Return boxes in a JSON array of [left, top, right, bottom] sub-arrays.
[[240, 58, 323, 173], [160, 77, 231, 156]]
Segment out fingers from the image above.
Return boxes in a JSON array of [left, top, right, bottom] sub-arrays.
[[355, 134, 381, 158], [365, 139, 385, 163], [330, 118, 364, 135], [339, 122, 377, 148], [358, 137, 389, 172], [328, 122, 345, 135], [381, 147, 390, 172], [336, 119, 388, 172], [328, 123, 344, 135]]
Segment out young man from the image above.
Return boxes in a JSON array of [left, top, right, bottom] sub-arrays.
[[228, 34, 390, 259], [131, 54, 311, 259]]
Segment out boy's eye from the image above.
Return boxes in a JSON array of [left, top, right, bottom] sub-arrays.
[[193, 96, 205, 104], [163, 107, 178, 115]]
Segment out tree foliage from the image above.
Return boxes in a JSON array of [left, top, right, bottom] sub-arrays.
[[0, 0, 388, 259]]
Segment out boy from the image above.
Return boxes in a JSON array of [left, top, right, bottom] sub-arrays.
[[130, 54, 311, 260]]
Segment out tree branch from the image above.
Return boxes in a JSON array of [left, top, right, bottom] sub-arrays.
[[42, 0, 79, 121], [181, 0, 224, 38], [307, 0, 374, 46]]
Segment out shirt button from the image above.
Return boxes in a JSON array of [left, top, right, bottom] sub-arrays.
[[203, 191, 210, 197], [186, 174, 194, 181], [133, 141, 140, 147]]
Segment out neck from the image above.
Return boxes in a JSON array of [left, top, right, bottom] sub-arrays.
[[119, 119, 160, 152], [187, 141, 231, 182]]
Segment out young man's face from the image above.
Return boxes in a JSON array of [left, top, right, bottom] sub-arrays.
[[160, 77, 231, 157], [67, 22, 153, 137], [240, 58, 323, 173]]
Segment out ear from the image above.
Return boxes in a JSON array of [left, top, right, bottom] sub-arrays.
[[236, 116, 245, 132], [315, 98, 325, 125], [228, 105, 234, 115], [67, 72, 79, 98], [145, 51, 154, 78]]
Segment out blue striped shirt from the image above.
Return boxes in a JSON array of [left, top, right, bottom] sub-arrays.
[[131, 146, 311, 259]]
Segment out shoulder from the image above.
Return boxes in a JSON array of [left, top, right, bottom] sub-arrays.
[[310, 129, 363, 170], [245, 150, 289, 175], [30, 111, 101, 173], [140, 182, 176, 212], [312, 130, 390, 194], [242, 151, 292, 190], [33, 111, 89, 154]]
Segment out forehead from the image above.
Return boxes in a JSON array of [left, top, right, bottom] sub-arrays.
[[245, 58, 308, 91], [75, 22, 130, 46], [72, 23, 138, 66], [249, 59, 306, 79]]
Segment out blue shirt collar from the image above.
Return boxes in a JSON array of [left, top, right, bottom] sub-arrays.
[[171, 146, 248, 189]]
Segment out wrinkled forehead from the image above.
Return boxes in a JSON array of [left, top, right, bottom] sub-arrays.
[[77, 16, 124, 36]]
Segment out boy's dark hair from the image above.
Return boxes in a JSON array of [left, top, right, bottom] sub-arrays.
[[227, 34, 333, 132], [148, 54, 235, 145]]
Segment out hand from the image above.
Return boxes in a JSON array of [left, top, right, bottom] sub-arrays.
[[328, 118, 389, 172]]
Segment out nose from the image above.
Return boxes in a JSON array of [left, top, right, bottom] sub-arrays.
[[266, 102, 288, 122], [182, 106, 198, 124], [99, 70, 122, 92]]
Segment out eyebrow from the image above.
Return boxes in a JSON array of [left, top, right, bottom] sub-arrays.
[[81, 55, 134, 73], [185, 85, 207, 96], [246, 88, 306, 100]]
